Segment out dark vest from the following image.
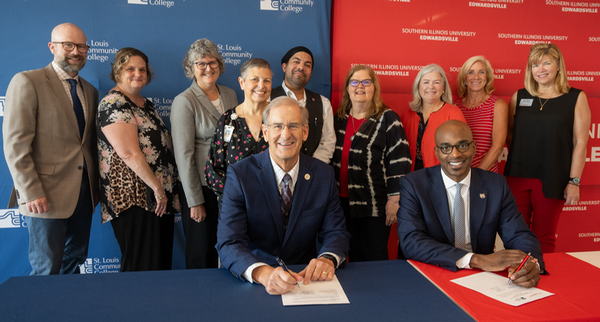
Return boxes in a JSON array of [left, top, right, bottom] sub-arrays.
[[271, 86, 323, 156]]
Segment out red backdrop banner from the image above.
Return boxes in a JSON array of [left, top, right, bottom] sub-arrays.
[[332, 0, 600, 255]]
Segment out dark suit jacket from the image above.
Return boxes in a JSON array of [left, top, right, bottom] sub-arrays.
[[216, 151, 350, 280], [397, 165, 544, 272], [3, 64, 99, 218]]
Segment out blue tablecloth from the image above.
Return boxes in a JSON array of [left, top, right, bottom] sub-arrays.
[[0, 260, 472, 321]]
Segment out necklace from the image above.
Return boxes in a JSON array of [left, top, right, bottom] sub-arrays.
[[350, 114, 366, 141], [538, 97, 550, 111]]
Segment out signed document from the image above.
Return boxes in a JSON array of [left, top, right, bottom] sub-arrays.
[[451, 272, 554, 306], [281, 275, 350, 306]]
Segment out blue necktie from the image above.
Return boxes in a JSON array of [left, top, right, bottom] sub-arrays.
[[453, 183, 466, 250], [281, 174, 293, 230], [67, 79, 85, 137]]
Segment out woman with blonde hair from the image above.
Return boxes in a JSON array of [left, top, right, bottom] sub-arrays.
[[504, 43, 590, 253], [455, 56, 508, 173]]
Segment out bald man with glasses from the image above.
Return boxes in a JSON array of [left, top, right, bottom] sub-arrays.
[[397, 120, 544, 288], [3, 23, 99, 275]]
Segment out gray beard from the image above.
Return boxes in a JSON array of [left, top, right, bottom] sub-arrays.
[[58, 57, 86, 73]]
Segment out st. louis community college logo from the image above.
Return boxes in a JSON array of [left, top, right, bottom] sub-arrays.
[[0, 210, 23, 228], [0, 96, 5, 117], [260, 0, 279, 10]]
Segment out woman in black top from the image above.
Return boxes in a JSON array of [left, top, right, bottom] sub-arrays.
[[504, 43, 590, 253]]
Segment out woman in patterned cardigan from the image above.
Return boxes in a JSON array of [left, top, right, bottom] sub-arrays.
[[331, 65, 411, 261]]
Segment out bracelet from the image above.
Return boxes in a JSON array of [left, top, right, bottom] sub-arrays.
[[156, 194, 166, 200], [568, 182, 580, 187]]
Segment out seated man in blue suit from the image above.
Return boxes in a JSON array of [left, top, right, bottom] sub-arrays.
[[216, 96, 350, 295], [398, 120, 543, 288]]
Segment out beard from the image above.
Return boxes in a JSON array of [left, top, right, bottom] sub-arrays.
[[285, 70, 309, 88], [57, 54, 86, 73]]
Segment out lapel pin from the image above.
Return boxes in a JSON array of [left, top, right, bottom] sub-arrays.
[[480, 193, 486, 199], [305, 174, 310, 180]]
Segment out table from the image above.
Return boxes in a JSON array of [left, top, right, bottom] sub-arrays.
[[410, 252, 600, 322], [0, 260, 472, 322]]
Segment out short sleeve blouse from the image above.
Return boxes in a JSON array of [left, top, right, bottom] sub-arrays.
[[97, 90, 180, 223]]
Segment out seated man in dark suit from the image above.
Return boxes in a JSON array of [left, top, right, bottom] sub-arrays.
[[216, 96, 350, 295], [397, 120, 543, 288]]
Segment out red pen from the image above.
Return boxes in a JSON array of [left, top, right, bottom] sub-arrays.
[[508, 252, 531, 284]]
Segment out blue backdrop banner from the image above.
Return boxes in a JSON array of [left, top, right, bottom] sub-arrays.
[[0, 0, 332, 283]]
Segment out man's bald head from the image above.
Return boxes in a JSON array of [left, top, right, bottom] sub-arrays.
[[434, 120, 475, 183], [48, 23, 88, 76], [51, 23, 86, 42], [435, 120, 473, 146]]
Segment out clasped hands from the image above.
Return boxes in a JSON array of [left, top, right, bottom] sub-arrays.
[[253, 257, 336, 295], [470, 249, 541, 288]]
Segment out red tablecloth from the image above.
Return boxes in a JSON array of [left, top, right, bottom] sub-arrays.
[[410, 253, 600, 322]]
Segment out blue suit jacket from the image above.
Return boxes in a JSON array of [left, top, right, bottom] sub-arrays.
[[216, 151, 350, 280], [397, 165, 544, 272]]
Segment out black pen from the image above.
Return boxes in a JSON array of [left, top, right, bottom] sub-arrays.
[[276, 257, 299, 288]]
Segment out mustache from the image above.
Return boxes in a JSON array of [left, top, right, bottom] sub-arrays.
[[66, 53, 84, 60], [293, 69, 306, 76]]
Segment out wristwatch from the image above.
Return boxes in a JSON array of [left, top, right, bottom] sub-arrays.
[[569, 177, 581, 185], [319, 254, 338, 268]]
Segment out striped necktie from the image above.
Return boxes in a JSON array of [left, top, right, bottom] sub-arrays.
[[281, 174, 292, 231]]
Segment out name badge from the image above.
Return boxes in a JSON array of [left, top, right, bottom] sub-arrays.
[[519, 98, 534, 107], [224, 125, 234, 142]]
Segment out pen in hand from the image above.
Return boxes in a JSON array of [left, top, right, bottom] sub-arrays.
[[276, 257, 299, 288], [508, 252, 531, 285]]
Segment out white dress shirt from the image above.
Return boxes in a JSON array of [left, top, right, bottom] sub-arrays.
[[440, 168, 475, 269]]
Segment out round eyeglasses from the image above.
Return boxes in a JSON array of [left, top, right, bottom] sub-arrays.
[[435, 141, 475, 154]]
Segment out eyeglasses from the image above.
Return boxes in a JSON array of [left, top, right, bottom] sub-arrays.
[[195, 61, 219, 70], [268, 123, 303, 133], [52, 42, 90, 53], [436, 141, 474, 154], [349, 79, 373, 87]]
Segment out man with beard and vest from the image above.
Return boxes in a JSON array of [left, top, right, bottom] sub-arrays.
[[270, 46, 335, 164]]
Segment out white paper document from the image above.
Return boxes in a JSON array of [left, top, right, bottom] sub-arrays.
[[568, 251, 600, 269], [451, 272, 554, 306], [281, 275, 350, 306]]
